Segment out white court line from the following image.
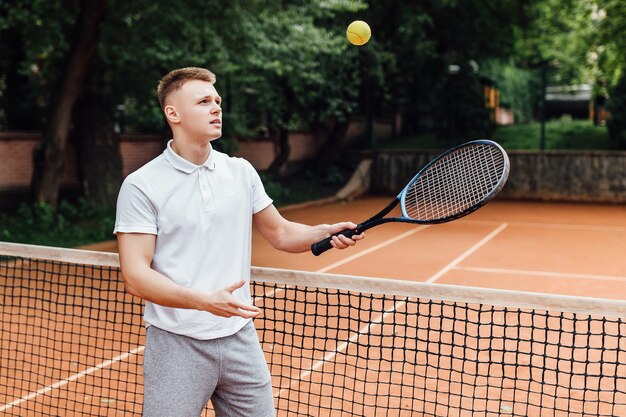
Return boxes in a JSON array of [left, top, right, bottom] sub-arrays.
[[272, 226, 430, 398], [275, 223, 510, 398], [0, 346, 144, 412], [3, 225, 430, 409], [258, 226, 429, 302], [426, 223, 508, 283], [2, 222, 500, 408], [454, 265, 626, 282], [276, 298, 407, 398], [316, 226, 429, 273]]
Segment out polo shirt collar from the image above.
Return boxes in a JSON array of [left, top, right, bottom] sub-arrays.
[[164, 139, 217, 173]]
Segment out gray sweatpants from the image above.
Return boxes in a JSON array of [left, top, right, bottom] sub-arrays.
[[142, 321, 275, 417]]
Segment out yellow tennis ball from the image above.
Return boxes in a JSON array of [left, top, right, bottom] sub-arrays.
[[346, 20, 371, 46]]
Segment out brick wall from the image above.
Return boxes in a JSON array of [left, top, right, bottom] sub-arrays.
[[0, 131, 324, 194], [234, 132, 327, 170], [0, 118, 397, 205], [0, 132, 79, 190], [0, 133, 38, 189], [345, 117, 399, 144], [118, 134, 167, 175], [233, 139, 275, 170]]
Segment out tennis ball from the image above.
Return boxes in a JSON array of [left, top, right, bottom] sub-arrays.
[[346, 20, 371, 46]]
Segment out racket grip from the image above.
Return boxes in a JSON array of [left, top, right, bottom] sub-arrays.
[[311, 228, 358, 256]]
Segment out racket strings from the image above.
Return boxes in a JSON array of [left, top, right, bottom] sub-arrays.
[[404, 144, 506, 221]]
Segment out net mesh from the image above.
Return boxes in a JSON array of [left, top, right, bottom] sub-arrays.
[[404, 143, 507, 221], [1, 246, 626, 416]]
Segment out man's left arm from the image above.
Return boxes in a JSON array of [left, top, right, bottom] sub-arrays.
[[253, 204, 364, 254]]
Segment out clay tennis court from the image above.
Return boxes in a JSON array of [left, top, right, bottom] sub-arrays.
[[1, 197, 625, 416], [254, 197, 626, 300]]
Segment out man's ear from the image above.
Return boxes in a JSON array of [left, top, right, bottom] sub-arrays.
[[164, 105, 180, 124]]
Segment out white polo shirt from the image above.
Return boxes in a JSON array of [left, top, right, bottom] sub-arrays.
[[114, 140, 273, 340]]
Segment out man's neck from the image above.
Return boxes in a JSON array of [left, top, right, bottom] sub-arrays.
[[171, 137, 212, 165]]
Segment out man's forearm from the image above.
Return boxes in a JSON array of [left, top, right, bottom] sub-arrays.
[[267, 221, 330, 253], [121, 265, 260, 318], [122, 266, 203, 310]]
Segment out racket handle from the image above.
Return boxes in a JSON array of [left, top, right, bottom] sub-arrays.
[[311, 228, 358, 256]]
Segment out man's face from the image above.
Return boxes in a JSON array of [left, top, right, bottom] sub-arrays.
[[167, 79, 222, 141]]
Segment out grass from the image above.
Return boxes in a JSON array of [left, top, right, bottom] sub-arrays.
[[376, 120, 615, 151], [493, 120, 614, 150]]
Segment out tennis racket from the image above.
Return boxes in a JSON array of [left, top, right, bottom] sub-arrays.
[[311, 139, 510, 256]]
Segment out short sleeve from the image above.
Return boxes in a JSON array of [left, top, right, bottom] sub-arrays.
[[244, 160, 273, 214], [113, 177, 158, 235]]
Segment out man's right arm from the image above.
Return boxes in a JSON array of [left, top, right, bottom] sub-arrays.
[[117, 232, 260, 318]]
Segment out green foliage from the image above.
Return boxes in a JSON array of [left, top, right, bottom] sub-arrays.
[[96, 0, 369, 140], [307, 165, 346, 186], [425, 0, 524, 62], [513, 0, 595, 84], [0, 200, 115, 247], [605, 73, 626, 149], [374, 132, 442, 150], [258, 173, 292, 207], [4, 0, 619, 165], [0, 0, 78, 129], [512, 0, 626, 106], [482, 60, 541, 124], [595, 0, 626, 88], [432, 67, 494, 144], [259, 167, 346, 207], [233, 3, 366, 132]]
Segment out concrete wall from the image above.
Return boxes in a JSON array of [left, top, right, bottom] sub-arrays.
[[371, 150, 626, 203]]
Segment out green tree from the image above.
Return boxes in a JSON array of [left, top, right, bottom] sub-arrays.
[[1, 0, 107, 207], [605, 74, 626, 148], [36, 1, 107, 207], [363, 1, 529, 139], [482, 60, 540, 124], [6, 0, 607, 214], [231, 1, 367, 177], [595, 0, 626, 147], [1, 0, 256, 206]]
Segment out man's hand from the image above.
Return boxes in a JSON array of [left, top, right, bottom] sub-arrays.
[[199, 280, 261, 318], [253, 204, 366, 253], [326, 222, 365, 250]]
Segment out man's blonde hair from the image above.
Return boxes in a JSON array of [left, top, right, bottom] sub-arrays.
[[156, 67, 216, 109]]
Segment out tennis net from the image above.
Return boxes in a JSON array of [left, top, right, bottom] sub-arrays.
[[1, 242, 625, 416]]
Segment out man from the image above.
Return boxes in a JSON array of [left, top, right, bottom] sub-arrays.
[[114, 67, 364, 417]]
